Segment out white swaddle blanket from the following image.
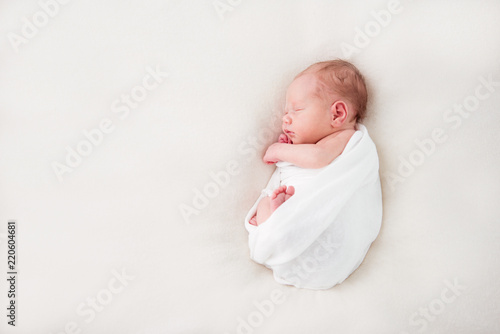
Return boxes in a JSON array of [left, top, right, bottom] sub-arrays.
[[244, 124, 382, 289]]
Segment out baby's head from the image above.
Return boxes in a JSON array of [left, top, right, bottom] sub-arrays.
[[283, 59, 367, 144]]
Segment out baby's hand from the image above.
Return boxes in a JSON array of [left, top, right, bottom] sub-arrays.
[[278, 134, 292, 144], [263, 143, 281, 165]]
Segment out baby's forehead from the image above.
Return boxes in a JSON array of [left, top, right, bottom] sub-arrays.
[[287, 74, 318, 96], [286, 74, 327, 104]]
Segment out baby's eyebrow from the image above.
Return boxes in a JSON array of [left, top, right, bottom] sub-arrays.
[[292, 103, 306, 110], [286, 101, 301, 108]]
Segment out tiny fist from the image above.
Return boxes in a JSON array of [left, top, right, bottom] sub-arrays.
[[278, 134, 288, 143]]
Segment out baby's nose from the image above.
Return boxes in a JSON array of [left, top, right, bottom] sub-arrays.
[[283, 114, 291, 124]]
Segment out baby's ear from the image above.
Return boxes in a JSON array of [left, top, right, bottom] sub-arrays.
[[330, 101, 350, 126]]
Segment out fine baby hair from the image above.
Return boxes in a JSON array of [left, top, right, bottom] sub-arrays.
[[296, 59, 368, 123]]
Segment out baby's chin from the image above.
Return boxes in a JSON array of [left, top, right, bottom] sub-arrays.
[[284, 133, 294, 144]]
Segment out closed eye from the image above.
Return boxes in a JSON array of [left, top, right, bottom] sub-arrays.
[[284, 107, 303, 114]]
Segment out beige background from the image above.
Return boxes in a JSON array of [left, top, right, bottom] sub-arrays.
[[1, 0, 499, 333]]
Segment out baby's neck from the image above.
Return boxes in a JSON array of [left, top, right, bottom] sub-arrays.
[[330, 121, 357, 135]]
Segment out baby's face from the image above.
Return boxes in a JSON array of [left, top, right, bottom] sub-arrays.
[[282, 74, 333, 145]]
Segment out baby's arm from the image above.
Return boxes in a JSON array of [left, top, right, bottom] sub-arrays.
[[263, 129, 355, 169]]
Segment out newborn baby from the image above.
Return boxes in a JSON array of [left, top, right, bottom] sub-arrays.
[[249, 59, 368, 226]]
